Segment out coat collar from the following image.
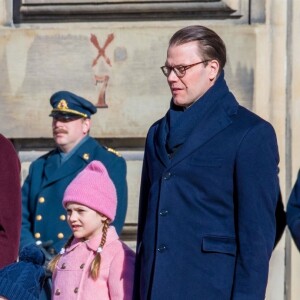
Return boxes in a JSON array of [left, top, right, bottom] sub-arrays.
[[66, 226, 119, 253], [42, 136, 99, 187], [155, 72, 239, 168]]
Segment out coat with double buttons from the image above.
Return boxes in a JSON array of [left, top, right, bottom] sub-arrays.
[[52, 226, 135, 300], [134, 73, 280, 300], [20, 136, 127, 253]]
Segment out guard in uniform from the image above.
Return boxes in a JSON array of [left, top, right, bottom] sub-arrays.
[[20, 90, 127, 257]]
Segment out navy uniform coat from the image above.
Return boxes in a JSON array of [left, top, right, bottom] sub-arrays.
[[20, 136, 127, 253], [134, 74, 280, 300]]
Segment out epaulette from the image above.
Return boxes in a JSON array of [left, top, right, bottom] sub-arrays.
[[105, 146, 122, 157]]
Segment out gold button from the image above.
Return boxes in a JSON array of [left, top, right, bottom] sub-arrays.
[[74, 287, 79, 293], [35, 233, 41, 239], [55, 289, 61, 295], [57, 233, 64, 239], [83, 153, 89, 160], [39, 197, 45, 203], [36, 215, 42, 221], [60, 215, 66, 221], [80, 263, 85, 269], [61, 263, 66, 269]]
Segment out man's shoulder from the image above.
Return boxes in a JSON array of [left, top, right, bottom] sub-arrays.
[[82, 137, 125, 162], [104, 146, 123, 158], [236, 105, 274, 131], [31, 149, 57, 163]]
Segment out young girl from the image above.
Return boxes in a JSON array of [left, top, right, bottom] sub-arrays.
[[48, 160, 135, 299]]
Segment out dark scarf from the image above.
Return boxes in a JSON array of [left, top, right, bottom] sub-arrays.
[[165, 70, 230, 155]]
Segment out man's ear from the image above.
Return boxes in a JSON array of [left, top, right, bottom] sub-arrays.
[[82, 118, 91, 134], [208, 60, 220, 81]]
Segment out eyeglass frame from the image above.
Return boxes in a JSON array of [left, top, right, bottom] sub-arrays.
[[160, 60, 210, 78]]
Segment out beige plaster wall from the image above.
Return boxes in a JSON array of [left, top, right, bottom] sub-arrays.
[[0, 23, 255, 139]]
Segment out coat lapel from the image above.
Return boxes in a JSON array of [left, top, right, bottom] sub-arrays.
[[42, 137, 97, 187], [170, 94, 238, 167], [43, 150, 60, 181], [154, 117, 171, 167]]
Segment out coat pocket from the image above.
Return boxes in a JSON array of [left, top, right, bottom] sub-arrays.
[[202, 235, 236, 256]]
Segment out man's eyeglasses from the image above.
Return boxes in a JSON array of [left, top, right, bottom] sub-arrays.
[[160, 60, 210, 78]]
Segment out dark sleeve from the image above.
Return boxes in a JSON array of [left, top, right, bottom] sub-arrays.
[[287, 170, 300, 250], [20, 162, 37, 250], [232, 122, 280, 299], [109, 156, 128, 235], [133, 140, 151, 300], [0, 135, 21, 269]]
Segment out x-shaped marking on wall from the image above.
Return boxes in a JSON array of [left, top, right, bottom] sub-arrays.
[[90, 33, 114, 67]]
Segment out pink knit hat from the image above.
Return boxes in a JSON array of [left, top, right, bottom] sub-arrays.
[[63, 160, 117, 221]]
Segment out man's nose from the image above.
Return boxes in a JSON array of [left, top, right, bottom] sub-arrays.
[[167, 69, 178, 82], [53, 119, 63, 126]]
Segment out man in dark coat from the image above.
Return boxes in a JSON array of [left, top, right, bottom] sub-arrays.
[[134, 25, 280, 300], [0, 134, 21, 269], [20, 91, 127, 256]]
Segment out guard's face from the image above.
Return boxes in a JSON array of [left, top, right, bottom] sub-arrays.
[[165, 41, 219, 107], [66, 202, 106, 241], [52, 117, 90, 153]]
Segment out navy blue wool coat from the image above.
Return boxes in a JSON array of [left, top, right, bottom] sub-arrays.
[[20, 136, 127, 253], [134, 74, 280, 300]]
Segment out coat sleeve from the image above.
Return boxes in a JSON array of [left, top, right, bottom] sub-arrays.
[[20, 162, 37, 250], [232, 122, 280, 299], [132, 138, 151, 299], [109, 156, 128, 235], [108, 246, 135, 300], [0, 135, 21, 269], [287, 170, 300, 250]]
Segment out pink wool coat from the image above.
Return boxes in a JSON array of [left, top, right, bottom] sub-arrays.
[[52, 226, 135, 300]]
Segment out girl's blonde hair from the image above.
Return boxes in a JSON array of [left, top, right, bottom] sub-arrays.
[[48, 218, 110, 280]]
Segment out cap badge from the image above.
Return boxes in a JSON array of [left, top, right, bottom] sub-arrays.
[[57, 99, 69, 110]]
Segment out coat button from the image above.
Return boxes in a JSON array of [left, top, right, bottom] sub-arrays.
[[39, 197, 45, 203], [159, 209, 169, 216], [58, 233, 64, 239], [80, 263, 85, 269], [61, 263, 66, 269], [55, 289, 61, 295], [49, 248, 56, 255], [34, 232, 41, 239], [74, 287, 79, 293], [83, 153, 89, 160], [60, 215, 66, 221], [36, 215, 42, 221], [163, 172, 171, 180], [157, 245, 167, 252]]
